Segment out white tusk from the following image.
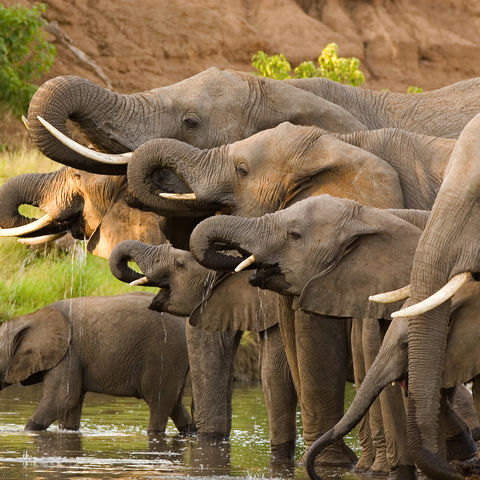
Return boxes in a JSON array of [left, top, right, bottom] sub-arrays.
[[0, 214, 55, 237], [22, 116, 30, 130], [391, 382, 396, 386], [129, 276, 149, 286], [17, 232, 66, 245], [159, 192, 197, 200], [37, 116, 132, 164], [235, 255, 256, 273], [391, 272, 472, 318], [369, 285, 411, 303]]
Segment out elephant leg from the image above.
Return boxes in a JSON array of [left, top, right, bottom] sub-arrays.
[[351, 318, 375, 473], [259, 323, 297, 463], [361, 318, 389, 473], [186, 324, 241, 441], [146, 402, 170, 434], [58, 392, 85, 431], [169, 386, 196, 435], [295, 310, 356, 467], [26, 358, 82, 431], [452, 384, 480, 441]]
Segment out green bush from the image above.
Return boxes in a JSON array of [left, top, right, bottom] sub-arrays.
[[252, 43, 365, 86], [407, 85, 424, 94], [0, 2, 56, 117]]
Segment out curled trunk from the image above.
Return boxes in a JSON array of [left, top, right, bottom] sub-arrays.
[[28, 76, 165, 175], [190, 215, 267, 271]]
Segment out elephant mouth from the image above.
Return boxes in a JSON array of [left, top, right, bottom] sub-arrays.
[[148, 287, 171, 312], [249, 264, 292, 293]]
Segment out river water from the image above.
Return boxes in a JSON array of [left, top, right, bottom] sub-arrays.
[[0, 382, 370, 480]]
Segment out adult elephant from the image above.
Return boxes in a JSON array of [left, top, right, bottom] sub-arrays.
[[108, 240, 299, 461], [187, 195, 480, 479], [27, 70, 480, 178], [379, 113, 480, 479], [0, 292, 194, 434]]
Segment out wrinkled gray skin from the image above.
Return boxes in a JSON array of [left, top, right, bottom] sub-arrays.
[[108, 240, 299, 461], [0, 292, 194, 434], [189, 196, 480, 479], [28, 70, 480, 178]]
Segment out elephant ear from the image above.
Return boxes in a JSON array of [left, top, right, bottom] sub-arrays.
[[443, 280, 480, 388], [5, 307, 72, 384], [87, 186, 167, 259], [299, 211, 422, 319], [189, 271, 279, 331]]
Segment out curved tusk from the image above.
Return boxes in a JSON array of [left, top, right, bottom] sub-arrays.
[[369, 284, 411, 303], [159, 192, 197, 200], [22, 115, 30, 130], [391, 272, 472, 318], [129, 276, 149, 286], [235, 255, 256, 273], [37, 116, 132, 164], [0, 214, 55, 237], [17, 232, 66, 246]]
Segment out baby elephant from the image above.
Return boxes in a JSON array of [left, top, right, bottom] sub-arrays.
[[0, 292, 194, 434]]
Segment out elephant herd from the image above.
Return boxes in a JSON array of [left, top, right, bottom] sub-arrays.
[[1, 67, 480, 480]]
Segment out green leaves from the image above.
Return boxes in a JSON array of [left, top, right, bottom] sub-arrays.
[[0, 3, 56, 117], [252, 43, 365, 86]]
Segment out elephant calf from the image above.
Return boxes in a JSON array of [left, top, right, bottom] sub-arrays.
[[0, 292, 194, 434]]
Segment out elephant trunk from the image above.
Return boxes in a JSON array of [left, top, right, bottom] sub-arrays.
[[127, 138, 220, 216], [306, 339, 406, 480], [0, 171, 70, 236], [28, 76, 168, 175], [190, 214, 271, 271], [109, 240, 172, 286]]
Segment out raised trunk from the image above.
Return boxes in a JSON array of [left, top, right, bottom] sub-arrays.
[[127, 138, 221, 216], [190, 214, 271, 271], [306, 342, 405, 480], [0, 171, 68, 236], [28, 76, 166, 175], [109, 240, 167, 285]]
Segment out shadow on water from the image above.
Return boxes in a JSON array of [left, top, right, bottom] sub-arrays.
[[0, 382, 372, 479]]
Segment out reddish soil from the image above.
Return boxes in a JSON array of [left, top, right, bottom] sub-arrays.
[[2, 0, 480, 144]]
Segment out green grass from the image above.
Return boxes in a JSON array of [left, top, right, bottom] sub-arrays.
[[0, 147, 153, 322]]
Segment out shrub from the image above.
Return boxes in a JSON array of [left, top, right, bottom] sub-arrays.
[[407, 86, 424, 94], [0, 3, 56, 117], [252, 43, 365, 86]]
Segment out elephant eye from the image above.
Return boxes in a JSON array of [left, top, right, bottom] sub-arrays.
[[174, 257, 185, 268], [288, 228, 302, 241], [235, 163, 248, 178], [183, 114, 200, 130]]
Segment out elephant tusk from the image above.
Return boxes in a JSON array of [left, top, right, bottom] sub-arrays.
[[159, 192, 197, 200], [130, 276, 149, 286], [22, 115, 30, 130], [391, 272, 472, 318], [37, 116, 132, 164], [0, 214, 55, 237], [17, 232, 67, 245], [235, 255, 256, 272], [369, 285, 411, 303]]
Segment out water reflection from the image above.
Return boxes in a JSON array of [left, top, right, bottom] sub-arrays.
[[0, 382, 371, 479]]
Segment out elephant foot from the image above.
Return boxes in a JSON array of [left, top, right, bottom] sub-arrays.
[[271, 439, 296, 464], [369, 454, 390, 475], [176, 423, 197, 436], [301, 441, 357, 467], [388, 465, 418, 480], [353, 453, 374, 473], [446, 429, 478, 461], [25, 419, 48, 431], [197, 431, 229, 443], [471, 426, 480, 442]]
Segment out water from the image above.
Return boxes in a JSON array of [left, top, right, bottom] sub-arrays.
[[0, 382, 370, 479]]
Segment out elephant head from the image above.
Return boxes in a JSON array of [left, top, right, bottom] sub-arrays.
[[126, 122, 406, 217], [27, 69, 367, 176], [0, 308, 72, 389], [189, 195, 424, 317], [0, 167, 166, 258], [108, 240, 278, 332]]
